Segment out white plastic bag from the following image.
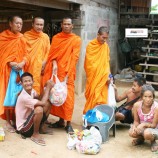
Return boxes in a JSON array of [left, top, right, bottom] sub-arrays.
[[89, 126, 102, 145], [67, 133, 79, 150], [108, 81, 117, 107], [76, 127, 102, 155], [76, 140, 100, 155], [82, 127, 102, 145], [49, 74, 67, 106]]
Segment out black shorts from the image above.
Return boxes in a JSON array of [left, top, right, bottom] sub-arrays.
[[118, 107, 133, 124], [20, 111, 47, 138]]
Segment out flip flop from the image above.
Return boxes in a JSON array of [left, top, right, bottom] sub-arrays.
[[151, 141, 158, 152], [48, 121, 65, 128], [132, 138, 144, 146], [30, 136, 46, 146]]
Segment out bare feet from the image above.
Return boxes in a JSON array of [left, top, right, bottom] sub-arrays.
[[40, 124, 53, 135], [151, 141, 158, 152], [132, 138, 144, 146], [30, 134, 46, 146], [40, 128, 53, 135], [5, 123, 16, 133]]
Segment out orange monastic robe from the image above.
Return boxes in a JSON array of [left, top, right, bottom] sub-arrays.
[[0, 30, 28, 116], [24, 29, 50, 94], [43, 32, 81, 121], [83, 38, 110, 114]]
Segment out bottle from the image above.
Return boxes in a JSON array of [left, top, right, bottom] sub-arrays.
[[0, 126, 5, 141]]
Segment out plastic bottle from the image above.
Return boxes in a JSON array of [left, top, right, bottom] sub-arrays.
[[0, 126, 5, 141]]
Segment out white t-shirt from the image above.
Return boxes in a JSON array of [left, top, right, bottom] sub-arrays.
[[15, 89, 38, 130]]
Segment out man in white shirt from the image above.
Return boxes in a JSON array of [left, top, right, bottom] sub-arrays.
[[16, 72, 53, 146]]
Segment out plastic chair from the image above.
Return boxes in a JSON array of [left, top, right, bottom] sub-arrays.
[[87, 104, 116, 143]]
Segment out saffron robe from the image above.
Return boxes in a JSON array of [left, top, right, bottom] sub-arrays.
[[0, 30, 29, 116], [24, 29, 50, 94], [83, 38, 110, 114], [43, 32, 81, 121]]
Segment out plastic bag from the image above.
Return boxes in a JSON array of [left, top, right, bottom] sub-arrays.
[[108, 81, 117, 107], [49, 73, 67, 106], [76, 127, 101, 155], [76, 140, 100, 155], [120, 67, 136, 79], [120, 38, 131, 53], [4, 69, 23, 106], [89, 126, 102, 145], [82, 127, 102, 144], [67, 127, 102, 154], [83, 108, 109, 127], [67, 133, 80, 150]]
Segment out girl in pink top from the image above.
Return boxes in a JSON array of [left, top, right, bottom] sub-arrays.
[[129, 84, 158, 152]]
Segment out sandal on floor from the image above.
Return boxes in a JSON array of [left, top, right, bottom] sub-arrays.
[[65, 125, 74, 133], [132, 138, 144, 146], [48, 121, 65, 128], [151, 141, 158, 152], [30, 136, 46, 146]]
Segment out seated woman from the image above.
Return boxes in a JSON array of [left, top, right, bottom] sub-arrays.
[[129, 84, 158, 152]]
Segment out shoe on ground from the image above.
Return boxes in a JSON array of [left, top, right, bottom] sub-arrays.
[[65, 125, 74, 133]]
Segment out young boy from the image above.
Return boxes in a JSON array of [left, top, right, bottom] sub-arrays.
[[114, 77, 146, 124], [16, 72, 53, 146]]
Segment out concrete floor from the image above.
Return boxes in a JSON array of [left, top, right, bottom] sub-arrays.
[[0, 80, 158, 158]]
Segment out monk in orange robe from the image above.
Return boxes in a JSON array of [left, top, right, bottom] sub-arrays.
[[0, 16, 29, 132], [43, 17, 81, 133], [83, 26, 111, 114], [24, 17, 50, 95]]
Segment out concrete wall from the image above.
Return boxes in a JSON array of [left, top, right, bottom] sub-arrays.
[[4, 0, 119, 95], [75, 0, 119, 95]]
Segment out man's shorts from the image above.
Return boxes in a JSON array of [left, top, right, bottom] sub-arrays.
[[148, 128, 158, 140], [19, 111, 47, 138], [118, 107, 133, 124], [20, 111, 34, 137]]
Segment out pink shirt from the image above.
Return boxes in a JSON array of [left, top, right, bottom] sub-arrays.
[[15, 89, 38, 130], [138, 101, 158, 127]]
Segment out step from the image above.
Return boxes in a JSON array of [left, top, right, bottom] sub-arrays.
[[139, 63, 158, 67], [141, 55, 158, 59], [142, 47, 158, 50], [146, 81, 158, 85], [137, 72, 158, 76]]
